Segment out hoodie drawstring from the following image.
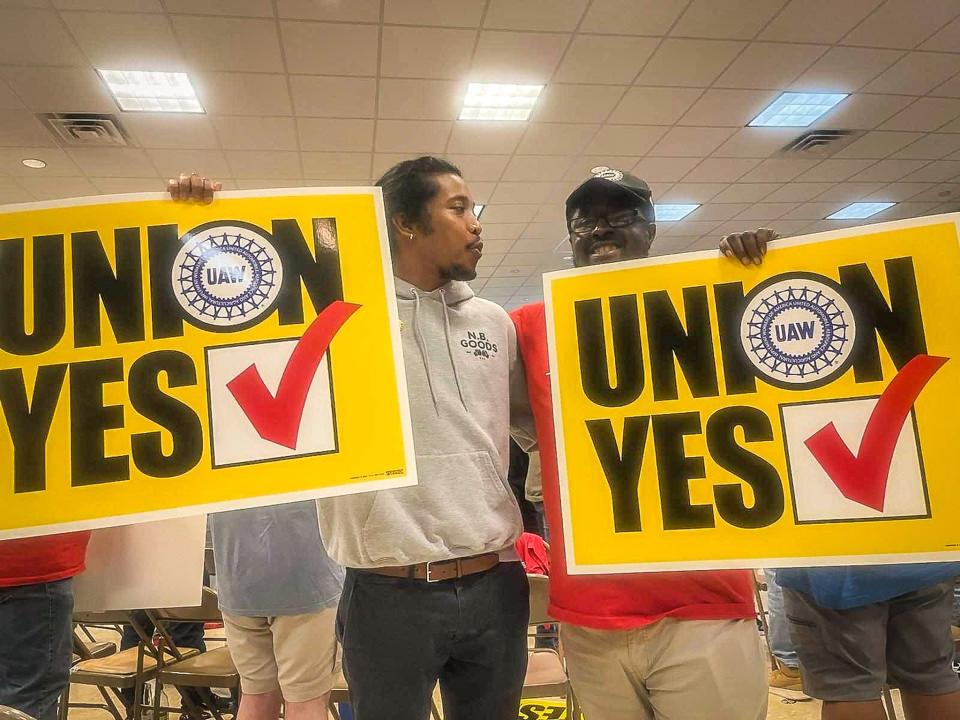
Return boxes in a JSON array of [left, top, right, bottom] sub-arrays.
[[439, 289, 468, 411], [411, 289, 440, 415]]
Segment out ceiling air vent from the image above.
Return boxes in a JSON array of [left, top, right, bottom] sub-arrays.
[[779, 129, 859, 156], [40, 113, 128, 147]]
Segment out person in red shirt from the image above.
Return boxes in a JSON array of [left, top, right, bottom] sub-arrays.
[[510, 167, 775, 720], [0, 531, 91, 720]]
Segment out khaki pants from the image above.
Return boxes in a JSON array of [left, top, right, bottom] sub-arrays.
[[561, 618, 767, 720]]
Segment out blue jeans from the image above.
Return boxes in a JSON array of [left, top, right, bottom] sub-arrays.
[[0, 578, 75, 720], [765, 570, 799, 669]]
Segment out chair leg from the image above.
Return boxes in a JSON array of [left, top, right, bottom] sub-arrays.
[[327, 700, 340, 720], [153, 677, 163, 720], [882, 686, 898, 719], [58, 677, 71, 720]]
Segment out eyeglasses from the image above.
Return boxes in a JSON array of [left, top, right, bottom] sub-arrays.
[[569, 208, 647, 237]]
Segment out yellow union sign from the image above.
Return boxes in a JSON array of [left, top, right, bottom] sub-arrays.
[[0, 190, 415, 539], [546, 214, 960, 573]]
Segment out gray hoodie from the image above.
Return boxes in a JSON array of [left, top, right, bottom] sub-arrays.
[[317, 277, 534, 568]]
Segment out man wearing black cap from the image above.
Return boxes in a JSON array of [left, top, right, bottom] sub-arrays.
[[510, 166, 774, 720]]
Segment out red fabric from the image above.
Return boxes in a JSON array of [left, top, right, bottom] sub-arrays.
[[511, 302, 756, 630], [0, 531, 91, 588], [515, 532, 551, 576]]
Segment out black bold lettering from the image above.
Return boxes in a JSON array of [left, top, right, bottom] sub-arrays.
[[129, 351, 203, 478], [72, 229, 145, 347], [0, 236, 66, 355], [644, 287, 719, 401], [575, 295, 645, 407], [706, 407, 784, 529], [147, 224, 185, 339], [652, 412, 714, 530], [70, 359, 128, 486], [585, 416, 650, 532], [0, 365, 67, 493], [713, 281, 757, 395], [272, 219, 344, 324], [840, 258, 926, 382]]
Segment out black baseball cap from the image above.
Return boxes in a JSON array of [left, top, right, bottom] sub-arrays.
[[565, 166, 655, 222]]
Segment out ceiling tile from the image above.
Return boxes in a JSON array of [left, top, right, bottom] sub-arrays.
[[710, 182, 781, 202], [444, 154, 510, 182], [564, 156, 643, 181], [54, 0, 162, 9], [658, 183, 727, 203], [280, 21, 378, 75], [476, 204, 539, 223], [291, 76, 377, 118], [470, 31, 569, 83], [763, 182, 836, 201], [789, 46, 904, 92], [630, 156, 702, 182], [863, 52, 960, 96], [374, 120, 451, 153], [225, 150, 302, 178], [900, 161, 960, 183], [847, 158, 929, 182], [633, 39, 745, 88], [501, 155, 574, 182], [684, 203, 752, 221], [301, 152, 371, 180], [897, 183, 960, 202], [921, 15, 960, 51], [658, 219, 722, 236], [671, 0, 788, 40], [480, 222, 526, 240], [760, 0, 881, 43], [813, 94, 914, 130], [213, 116, 297, 151], [522, 220, 568, 239], [712, 127, 799, 158], [446, 122, 526, 154], [0, 9, 85, 66], [483, 0, 588, 31], [380, 26, 476, 80], [383, 0, 484, 26], [649, 126, 738, 157], [165, 0, 272, 15], [0, 79, 23, 111], [171, 15, 281, 72], [794, 158, 877, 181], [64, 147, 158, 177], [0, 146, 81, 176], [370, 153, 412, 178], [781, 201, 848, 220], [193, 73, 292, 116], [278, 0, 379, 21], [609, 86, 702, 125], [812, 181, 888, 200], [123, 113, 219, 149], [298, 118, 374, 152], [876, 201, 943, 218], [1, 67, 115, 112], [834, 131, 925, 159], [145, 148, 231, 179], [554, 35, 658, 85], [19, 175, 99, 200], [879, 99, 960, 133], [747, 158, 822, 182], [683, 158, 761, 182], [840, 0, 960, 49], [531, 84, 625, 124], [893, 133, 960, 160], [864, 182, 937, 201], [515, 123, 598, 155], [64, 11, 185, 69], [714, 43, 827, 90], [580, 0, 689, 35], [91, 177, 168, 194], [934, 74, 960, 99], [0, 111, 56, 146], [234, 177, 307, 189], [583, 125, 667, 155], [377, 79, 460, 120], [733, 202, 800, 220], [678, 88, 780, 127]]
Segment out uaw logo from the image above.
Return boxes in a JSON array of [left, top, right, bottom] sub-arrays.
[[590, 165, 624, 182], [172, 221, 283, 331], [739, 272, 856, 388]]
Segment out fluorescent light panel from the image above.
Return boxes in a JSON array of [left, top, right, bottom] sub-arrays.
[[460, 83, 543, 121], [99, 70, 203, 113], [827, 202, 895, 220], [655, 204, 699, 221], [749, 92, 847, 127]]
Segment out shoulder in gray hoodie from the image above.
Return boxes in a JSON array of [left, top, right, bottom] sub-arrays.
[[317, 277, 534, 568]]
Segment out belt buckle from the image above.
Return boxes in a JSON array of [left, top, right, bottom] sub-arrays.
[[425, 559, 456, 583]]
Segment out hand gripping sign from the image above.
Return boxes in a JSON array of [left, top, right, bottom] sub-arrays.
[[545, 213, 960, 573], [0, 189, 416, 539]]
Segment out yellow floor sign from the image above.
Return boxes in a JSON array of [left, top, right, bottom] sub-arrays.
[[519, 700, 570, 719], [545, 214, 960, 573], [0, 190, 416, 539]]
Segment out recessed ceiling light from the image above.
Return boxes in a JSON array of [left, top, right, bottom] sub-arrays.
[[21, 158, 46, 169], [827, 202, 895, 220], [655, 204, 699, 221], [460, 83, 543, 122], [98, 70, 203, 113], [749, 92, 848, 127], [474, 203, 485, 218]]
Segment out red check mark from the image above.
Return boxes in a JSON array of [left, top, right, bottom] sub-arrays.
[[227, 300, 361, 450], [804, 354, 948, 511]]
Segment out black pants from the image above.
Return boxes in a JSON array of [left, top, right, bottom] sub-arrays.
[[337, 561, 529, 720]]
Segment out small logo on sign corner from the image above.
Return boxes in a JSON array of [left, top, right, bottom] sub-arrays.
[[740, 272, 856, 388], [172, 221, 283, 330]]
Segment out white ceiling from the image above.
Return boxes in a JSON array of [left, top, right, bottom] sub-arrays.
[[2, 0, 960, 308]]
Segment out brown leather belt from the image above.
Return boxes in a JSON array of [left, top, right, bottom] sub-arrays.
[[363, 552, 500, 583]]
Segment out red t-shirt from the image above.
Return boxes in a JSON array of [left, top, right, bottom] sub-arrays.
[[511, 302, 756, 629], [0, 531, 91, 588]]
